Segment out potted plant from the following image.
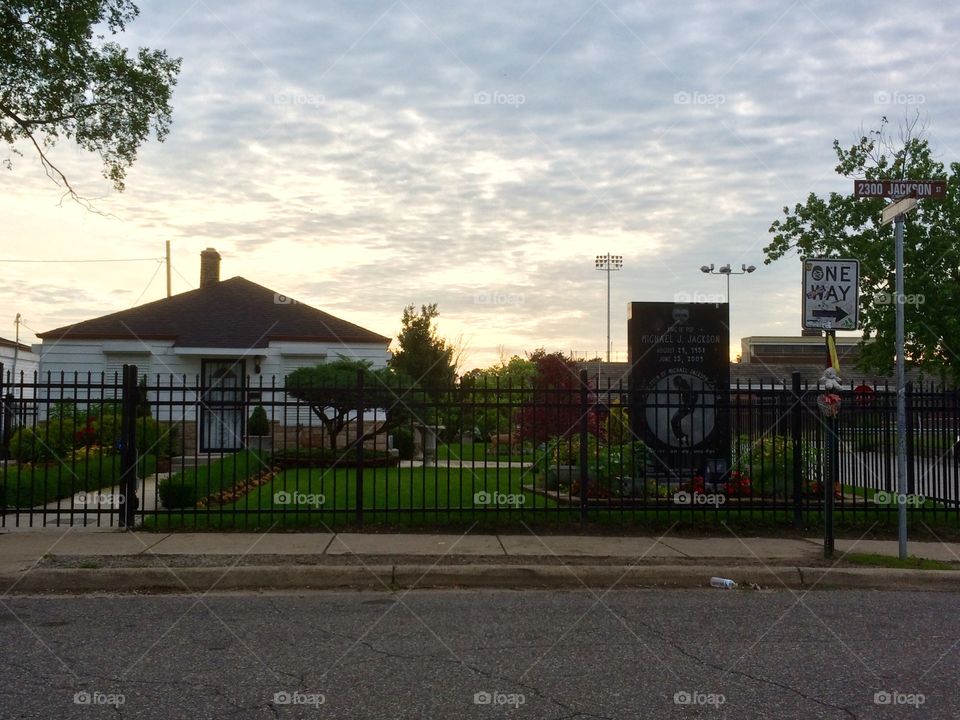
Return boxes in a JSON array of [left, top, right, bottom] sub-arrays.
[[245, 405, 272, 454]]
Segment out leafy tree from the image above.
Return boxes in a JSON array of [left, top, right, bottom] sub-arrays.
[[1, 0, 181, 201], [286, 358, 419, 450], [388, 304, 457, 398], [764, 117, 960, 381], [459, 355, 536, 439], [517, 350, 605, 444]]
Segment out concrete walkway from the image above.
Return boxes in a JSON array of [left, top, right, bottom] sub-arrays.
[[1, 472, 166, 529]]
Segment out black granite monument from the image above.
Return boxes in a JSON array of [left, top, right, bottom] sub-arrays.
[[627, 302, 731, 487]]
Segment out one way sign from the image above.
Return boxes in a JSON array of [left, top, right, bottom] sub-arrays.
[[802, 258, 859, 331]]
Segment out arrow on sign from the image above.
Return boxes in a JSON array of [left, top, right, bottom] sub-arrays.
[[812, 307, 849, 322]]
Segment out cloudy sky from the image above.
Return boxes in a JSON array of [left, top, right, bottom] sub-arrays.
[[2, 0, 958, 369]]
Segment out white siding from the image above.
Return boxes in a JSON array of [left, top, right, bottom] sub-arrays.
[[0, 344, 39, 382], [36, 338, 390, 426]]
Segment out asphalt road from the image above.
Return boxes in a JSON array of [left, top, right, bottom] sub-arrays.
[[1, 589, 956, 719]]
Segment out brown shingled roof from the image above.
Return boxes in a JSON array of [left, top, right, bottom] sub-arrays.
[[38, 277, 391, 348], [0, 336, 31, 353]]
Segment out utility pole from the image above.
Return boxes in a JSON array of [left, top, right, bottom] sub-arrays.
[[11, 313, 21, 381], [165, 240, 172, 298]]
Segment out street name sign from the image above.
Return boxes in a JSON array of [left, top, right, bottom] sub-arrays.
[[881, 196, 918, 226], [802, 258, 859, 331], [854, 179, 947, 199]]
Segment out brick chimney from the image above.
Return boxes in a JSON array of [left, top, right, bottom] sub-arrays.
[[199, 248, 221, 289]]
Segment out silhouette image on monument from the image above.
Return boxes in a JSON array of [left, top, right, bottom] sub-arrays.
[[670, 374, 699, 445]]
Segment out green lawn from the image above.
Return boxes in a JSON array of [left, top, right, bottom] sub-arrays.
[[436, 441, 531, 463], [150, 465, 547, 529], [143, 459, 960, 535], [838, 483, 944, 510], [157, 450, 269, 508], [1, 455, 156, 507], [844, 553, 957, 571]]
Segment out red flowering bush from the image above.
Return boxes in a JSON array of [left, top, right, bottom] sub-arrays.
[[690, 474, 705, 495], [724, 471, 752, 497], [74, 416, 98, 447]]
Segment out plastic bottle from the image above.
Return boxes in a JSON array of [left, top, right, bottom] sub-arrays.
[[710, 577, 737, 589]]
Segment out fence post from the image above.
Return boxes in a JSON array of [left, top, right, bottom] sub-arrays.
[[119, 364, 139, 528], [579, 369, 589, 526], [905, 381, 915, 496], [355, 368, 364, 527], [791, 372, 803, 529]]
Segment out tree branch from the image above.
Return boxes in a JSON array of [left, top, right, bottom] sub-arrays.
[[1, 101, 110, 214]]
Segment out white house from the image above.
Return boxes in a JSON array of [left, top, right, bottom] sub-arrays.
[[0, 337, 39, 382], [36, 248, 392, 452]]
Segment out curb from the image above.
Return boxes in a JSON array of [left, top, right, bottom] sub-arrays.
[[3, 564, 959, 593]]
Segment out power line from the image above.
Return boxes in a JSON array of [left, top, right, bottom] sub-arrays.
[[131, 260, 165, 306], [0, 257, 163, 263]]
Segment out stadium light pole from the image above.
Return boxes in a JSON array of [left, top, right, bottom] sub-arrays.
[[595, 253, 623, 362]]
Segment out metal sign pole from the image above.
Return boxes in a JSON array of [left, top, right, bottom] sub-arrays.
[[854, 177, 945, 560], [895, 212, 908, 560], [823, 331, 837, 559]]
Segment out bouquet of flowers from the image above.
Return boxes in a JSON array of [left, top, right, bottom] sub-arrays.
[[818, 367, 842, 417], [817, 392, 842, 417]]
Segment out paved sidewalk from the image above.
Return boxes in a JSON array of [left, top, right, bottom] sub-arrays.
[[0, 531, 824, 571], [1, 529, 959, 593]]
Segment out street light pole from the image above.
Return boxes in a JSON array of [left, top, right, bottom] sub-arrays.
[[595, 254, 623, 362], [700, 263, 756, 305]]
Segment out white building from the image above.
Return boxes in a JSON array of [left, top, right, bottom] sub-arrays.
[[36, 248, 392, 452], [0, 337, 39, 383]]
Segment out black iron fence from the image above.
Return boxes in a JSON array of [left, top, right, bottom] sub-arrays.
[[1, 363, 958, 529]]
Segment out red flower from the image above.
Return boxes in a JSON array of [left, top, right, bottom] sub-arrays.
[[724, 471, 753, 497], [689, 475, 706, 495]]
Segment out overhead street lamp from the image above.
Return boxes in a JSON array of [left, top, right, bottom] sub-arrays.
[[595, 253, 623, 362], [700, 263, 756, 303]]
